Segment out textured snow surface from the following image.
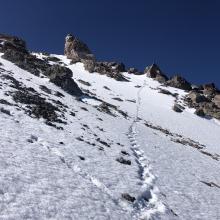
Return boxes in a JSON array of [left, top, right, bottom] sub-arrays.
[[0, 53, 220, 219]]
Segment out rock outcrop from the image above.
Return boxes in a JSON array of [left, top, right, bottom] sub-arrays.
[[185, 86, 220, 120], [64, 34, 95, 63], [45, 65, 82, 96], [213, 94, 220, 108], [201, 83, 219, 98], [187, 91, 208, 103], [128, 67, 143, 75], [1, 33, 82, 97], [64, 34, 128, 81], [1, 33, 50, 76], [0, 34, 27, 53], [144, 64, 168, 83], [165, 75, 192, 91]]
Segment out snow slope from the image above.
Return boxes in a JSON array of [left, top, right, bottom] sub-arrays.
[[0, 53, 220, 220]]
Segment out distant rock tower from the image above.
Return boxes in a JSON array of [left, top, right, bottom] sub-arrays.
[[144, 63, 168, 83], [64, 34, 95, 63]]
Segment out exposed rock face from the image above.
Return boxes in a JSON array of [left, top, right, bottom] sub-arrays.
[[0, 34, 27, 53], [202, 102, 220, 120], [1, 33, 50, 76], [83, 60, 128, 81], [202, 83, 219, 98], [155, 74, 168, 83], [185, 88, 220, 120], [187, 91, 208, 103], [64, 34, 127, 81], [1, 33, 82, 97], [213, 94, 220, 108], [195, 108, 205, 117], [145, 64, 168, 83], [64, 34, 95, 63], [173, 104, 183, 113], [165, 75, 192, 91], [128, 67, 143, 75], [45, 65, 82, 96]]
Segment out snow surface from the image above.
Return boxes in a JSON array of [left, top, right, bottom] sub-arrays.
[[0, 53, 220, 219]]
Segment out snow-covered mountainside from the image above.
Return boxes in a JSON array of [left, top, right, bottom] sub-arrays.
[[0, 34, 220, 220]]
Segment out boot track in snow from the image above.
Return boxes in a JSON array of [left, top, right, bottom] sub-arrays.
[[127, 81, 166, 219]]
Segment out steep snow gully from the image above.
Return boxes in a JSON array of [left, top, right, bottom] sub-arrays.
[[127, 81, 166, 219]]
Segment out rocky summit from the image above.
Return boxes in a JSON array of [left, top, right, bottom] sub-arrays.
[[64, 34, 95, 63], [0, 33, 220, 220]]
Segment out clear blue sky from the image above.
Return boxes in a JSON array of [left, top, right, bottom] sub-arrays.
[[0, 0, 220, 87]]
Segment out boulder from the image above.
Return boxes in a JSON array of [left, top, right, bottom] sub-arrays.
[[202, 102, 220, 119], [64, 34, 95, 63], [144, 63, 168, 83], [121, 193, 136, 202], [202, 83, 218, 97], [187, 91, 209, 103], [128, 68, 143, 75], [84, 61, 128, 81], [166, 75, 192, 91], [195, 108, 205, 117], [128, 67, 138, 74], [155, 74, 168, 83], [145, 63, 161, 78], [172, 104, 183, 113], [106, 62, 126, 72], [82, 59, 96, 73], [45, 65, 82, 96], [213, 94, 220, 108]]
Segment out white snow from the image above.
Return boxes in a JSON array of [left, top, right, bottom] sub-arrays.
[[0, 53, 220, 220]]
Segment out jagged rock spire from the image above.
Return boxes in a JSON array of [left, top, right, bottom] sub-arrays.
[[144, 63, 168, 83], [64, 33, 95, 63]]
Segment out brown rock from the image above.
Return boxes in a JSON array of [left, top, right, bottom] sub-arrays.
[[145, 63, 168, 83], [188, 91, 208, 103], [213, 94, 220, 108], [64, 34, 95, 63]]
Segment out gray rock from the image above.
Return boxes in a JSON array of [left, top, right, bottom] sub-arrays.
[[83, 59, 96, 73], [213, 94, 220, 108], [155, 74, 168, 83], [121, 193, 135, 202], [144, 63, 168, 83], [0, 34, 27, 53], [64, 34, 95, 62], [195, 108, 205, 117], [188, 91, 208, 103], [166, 75, 192, 91], [202, 83, 219, 97], [116, 157, 131, 165], [128, 67, 138, 74], [145, 63, 162, 78], [173, 104, 183, 113], [202, 102, 220, 120], [45, 65, 82, 96], [84, 61, 128, 81]]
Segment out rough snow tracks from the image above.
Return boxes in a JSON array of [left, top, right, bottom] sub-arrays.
[[127, 81, 166, 219], [38, 139, 132, 214]]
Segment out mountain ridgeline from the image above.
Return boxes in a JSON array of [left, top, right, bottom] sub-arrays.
[[0, 33, 220, 120]]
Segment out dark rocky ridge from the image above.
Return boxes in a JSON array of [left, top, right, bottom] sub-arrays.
[[64, 34, 128, 81], [144, 64, 168, 83], [144, 62, 220, 120], [0, 33, 82, 97]]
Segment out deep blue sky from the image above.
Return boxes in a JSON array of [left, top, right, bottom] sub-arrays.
[[0, 0, 220, 87]]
